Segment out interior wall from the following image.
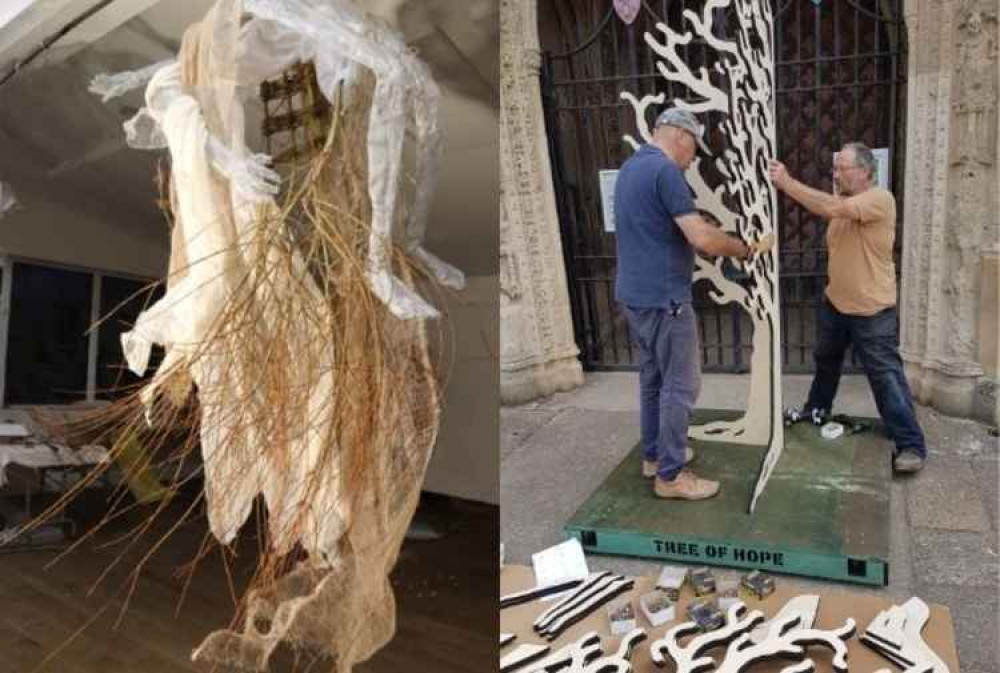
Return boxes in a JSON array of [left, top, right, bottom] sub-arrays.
[[424, 274, 499, 504], [0, 180, 168, 278]]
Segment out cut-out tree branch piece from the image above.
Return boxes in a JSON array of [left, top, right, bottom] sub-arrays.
[[649, 601, 765, 671], [533, 572, 612, 629], [861, 598, 950, 673], [534, 572, 615, 632], [589, 628, 647, 673], [525, 629, 648, 673], [524, 632, 603, 672], [540, 577, 636, 641], [501, 643, 552, 673], [715, 614, 856, 673], [645, 22, 728, 113], [749, 595, 820, 644], [619, 91, 666, 149], [501, 577, 586, 609]]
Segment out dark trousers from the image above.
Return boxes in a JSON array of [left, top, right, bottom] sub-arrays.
[[623, 304, 701, 481], [805, 298, 926, 457]]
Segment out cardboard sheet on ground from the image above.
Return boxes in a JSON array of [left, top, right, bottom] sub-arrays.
[[500, 565, 960, 672]]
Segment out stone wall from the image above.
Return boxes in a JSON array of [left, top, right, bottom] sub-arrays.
[[900, 0, 999, 423], [498, 0, 583, 404]]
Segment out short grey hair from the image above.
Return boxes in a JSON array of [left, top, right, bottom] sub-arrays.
[[842, 142, 876, 179]]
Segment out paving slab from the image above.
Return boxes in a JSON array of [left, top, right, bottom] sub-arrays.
[[916, 582, 1000, 673], [888, 479, 914, 590], [539, 372, 881, 417], [500, 408, 639, 564], [907, 460, 991, 532], [910, 529, 1000, 588], [500, 408, 561, 461], [920, 407, 1000, 460]]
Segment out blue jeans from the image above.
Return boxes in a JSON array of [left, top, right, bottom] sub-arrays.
[[623, 304, 701, 481], [805, 298, 926, 457]]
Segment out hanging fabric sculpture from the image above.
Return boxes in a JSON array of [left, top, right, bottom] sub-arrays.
[[88, 0, 463, 670]]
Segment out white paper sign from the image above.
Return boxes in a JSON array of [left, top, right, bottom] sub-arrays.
[[532, 538, 589, 589], [599, 169, 619, 233], [872, 147, 890, 190]]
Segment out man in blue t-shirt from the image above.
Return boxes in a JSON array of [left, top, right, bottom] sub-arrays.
[[615, 107, 771, 500]]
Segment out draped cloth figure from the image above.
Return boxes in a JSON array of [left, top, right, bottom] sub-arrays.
[[90, 0, 460, 670]]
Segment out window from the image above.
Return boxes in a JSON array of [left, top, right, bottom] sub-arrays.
[[0, 258, 160, 407], [4, 262, 93, 405]]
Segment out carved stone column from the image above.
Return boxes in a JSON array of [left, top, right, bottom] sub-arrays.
[[900, 0, 999, 423], [499, 0, 584, 404]]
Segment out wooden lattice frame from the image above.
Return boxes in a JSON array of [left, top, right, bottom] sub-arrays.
[[260, 60, 332, 165]]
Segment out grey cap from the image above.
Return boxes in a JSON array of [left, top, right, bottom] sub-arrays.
[[654, 107, 711, 154]]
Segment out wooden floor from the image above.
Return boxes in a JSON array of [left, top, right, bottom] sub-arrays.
[[0, 490, 497, 673]]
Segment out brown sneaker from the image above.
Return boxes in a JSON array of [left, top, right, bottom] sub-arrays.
[[642, 447, 695, 478], [893, 450, 924, 473], [654, 470, 720, 500]]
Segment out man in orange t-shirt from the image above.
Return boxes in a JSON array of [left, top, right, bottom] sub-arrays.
[[768, 143, 926, 472]]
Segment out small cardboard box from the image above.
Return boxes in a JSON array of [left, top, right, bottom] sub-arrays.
[[655, 565, 687, 601], [717, 578, 740, 611], [688, 566, 717, 597], [606, 597, 637, 635], [639, 590, 676, 627]]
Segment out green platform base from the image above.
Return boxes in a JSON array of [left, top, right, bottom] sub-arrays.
[[565, 409, 892, 586]]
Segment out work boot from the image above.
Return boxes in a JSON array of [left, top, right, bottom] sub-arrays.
[[654, 469, 720, 500], [642, 447, 695, 478], [893, 450, 924, 473]]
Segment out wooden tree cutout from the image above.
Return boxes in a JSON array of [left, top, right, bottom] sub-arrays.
[[861, 598, 950, 673], [525, 629, 648, 673], [714, 613, 856, 673], [621, 0, 784, 512], [590, 629, 648, 673], [539, 577, 636, 641], [649, 602, 766, 671], [534, 572, 616, 632], [748, 595, 820, 644], [651, 601, 855, 673], [525, 632, 603, 672], [501, 643, 551, 673]]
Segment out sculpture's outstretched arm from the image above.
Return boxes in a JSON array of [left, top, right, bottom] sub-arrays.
[[88, 58, 175, 102]]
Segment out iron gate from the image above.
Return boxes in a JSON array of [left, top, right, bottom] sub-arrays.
[[540, 0, 907, 372]]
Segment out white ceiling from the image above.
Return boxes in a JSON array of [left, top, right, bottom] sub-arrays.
[[0, 0, 498, 276]]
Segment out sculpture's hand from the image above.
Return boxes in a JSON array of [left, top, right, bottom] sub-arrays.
[[208, 137, 281, 203], [368, 269, 440, 320], [88, 72, 120, 102], [412, 247, 465, 290]]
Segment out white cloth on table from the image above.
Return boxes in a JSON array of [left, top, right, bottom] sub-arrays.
[[0, 443, 109, 487]]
